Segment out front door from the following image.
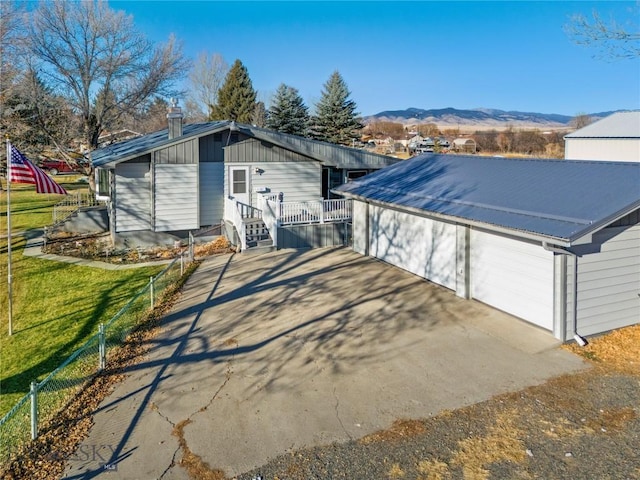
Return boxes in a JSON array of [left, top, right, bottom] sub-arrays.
[[229, 166, 250, 205]]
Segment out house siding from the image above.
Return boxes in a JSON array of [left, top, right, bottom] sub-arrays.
[[566, 224, 640, 339], [199, 162, 224, 226], [224, 161, 321, 206], [154, 164, 199, 231], [115, 158, 151, 232], [153, 138, 198, 164]]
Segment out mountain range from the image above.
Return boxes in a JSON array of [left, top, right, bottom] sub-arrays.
[[363, 107, 623, 129]]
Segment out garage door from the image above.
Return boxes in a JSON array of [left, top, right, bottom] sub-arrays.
[[471, 230, 554, 330], [369, 206, 456, 289]]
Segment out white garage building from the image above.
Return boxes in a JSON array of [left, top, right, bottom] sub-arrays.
[[335, 155, 640, 342], [564, 111, 640, 162]]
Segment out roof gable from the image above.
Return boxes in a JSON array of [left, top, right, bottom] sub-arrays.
[[335, 154, 640, 243]]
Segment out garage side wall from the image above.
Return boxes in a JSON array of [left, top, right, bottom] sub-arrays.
[[566, 224, 640, 340], [352, 200, 368, 255], [565, 138, 640, 162]]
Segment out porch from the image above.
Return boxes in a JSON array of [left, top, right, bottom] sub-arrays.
[[224, 194, 352, 252]]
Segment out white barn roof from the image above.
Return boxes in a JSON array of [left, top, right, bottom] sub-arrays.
[[565, 111, 640, 139]]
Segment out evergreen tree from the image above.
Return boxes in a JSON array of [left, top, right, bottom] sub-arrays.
[[266, 83, 310, 136], [209, 59, 257, 122], [311, 71, 363, 145]]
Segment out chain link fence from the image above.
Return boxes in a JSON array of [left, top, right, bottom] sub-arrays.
[[0, 252, 192, 466]]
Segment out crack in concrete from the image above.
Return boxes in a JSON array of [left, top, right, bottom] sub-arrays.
[[157, 445, 180, 480], [333, 386, 353, 440], [170, 359, 234, 479]]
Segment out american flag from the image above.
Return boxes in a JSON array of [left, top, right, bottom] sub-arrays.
[[8, 144, 68, 195]]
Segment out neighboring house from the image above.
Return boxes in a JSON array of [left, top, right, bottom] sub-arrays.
[[452, 138, 476, 153], [334, 154, 640, 342], [90, 109, 399, 248], [564, 111, 640, 162]]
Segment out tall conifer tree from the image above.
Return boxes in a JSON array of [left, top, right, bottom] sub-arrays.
[[209, 59, 257, 122], [266, 83, 310, 136], [311, 71, 363, 145]]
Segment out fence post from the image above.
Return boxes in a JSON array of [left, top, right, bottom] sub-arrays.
[[98, 323, 106, 371], [180, 252, 185, 276], [30, 381, 38, 440], [320, 201, 325, 224], [189, 232, 194, 262], [150, 276, 155, 309]]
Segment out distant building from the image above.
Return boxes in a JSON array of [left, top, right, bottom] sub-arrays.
[[564, 111, 640, 162], [452, 138, 476, 153]]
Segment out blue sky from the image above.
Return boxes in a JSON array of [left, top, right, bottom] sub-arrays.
[[111, 1, 640, 117]]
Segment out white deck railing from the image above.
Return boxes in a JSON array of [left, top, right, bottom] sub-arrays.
[[226, 195, 352, 249], [263, 197, 352, 226], [224, 197, 248, 251]]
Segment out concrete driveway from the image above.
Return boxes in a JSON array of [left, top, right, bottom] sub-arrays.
[[63, 247, 585, 479]]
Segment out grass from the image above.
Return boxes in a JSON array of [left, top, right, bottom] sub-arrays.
[[0, 180, 163, 415]]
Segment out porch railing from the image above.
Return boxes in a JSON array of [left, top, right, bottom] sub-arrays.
[[257, 195, 278, 247], [268, 198, 352, 226], [52, 192, 102, 225], [224, 197, 248, 251]]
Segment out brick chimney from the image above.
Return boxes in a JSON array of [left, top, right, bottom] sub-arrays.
[[167, 98, 183, 139]]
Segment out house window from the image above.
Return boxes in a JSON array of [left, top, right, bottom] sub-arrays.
[[232, 169, 247, 194], [96, 168, 110, 199]]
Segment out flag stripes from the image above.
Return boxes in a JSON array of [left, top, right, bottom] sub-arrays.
[[9, 144, 68, 195]]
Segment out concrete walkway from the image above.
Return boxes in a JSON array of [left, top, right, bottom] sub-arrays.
[[62, 247, 586, 479]]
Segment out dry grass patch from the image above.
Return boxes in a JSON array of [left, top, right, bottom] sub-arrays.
[[451, 409, 527, 480], [563, 324, 640, 375], [359, 418, 427, 445], [387, 463, 406, 478], [417, 459, 451, 480], [194, 237, 234, 257]]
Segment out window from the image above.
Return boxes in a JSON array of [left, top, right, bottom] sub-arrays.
[[232, 169, 247, 194], [96, 168, 110, 199]]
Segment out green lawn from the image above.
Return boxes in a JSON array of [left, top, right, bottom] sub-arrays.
[[0, 179, 163, 415]]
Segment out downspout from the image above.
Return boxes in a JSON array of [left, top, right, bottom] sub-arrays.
[[542, 242, 588, 347]]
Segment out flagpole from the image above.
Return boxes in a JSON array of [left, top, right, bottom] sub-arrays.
[[6, 137, 13, 336]]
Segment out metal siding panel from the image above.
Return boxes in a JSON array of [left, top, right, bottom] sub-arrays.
[[352, 201, 368, 255], [471, 230, 554, 330], [565, 138, 640, 162], [574, 224, 640, 335], [115, 161, 151, 231], [369, 206, 457, 289], [199, 163, 224, 226], [241, 162, 320, 204], [154, 164, 198, 231]]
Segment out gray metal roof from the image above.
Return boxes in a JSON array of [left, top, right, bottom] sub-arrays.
[[91, 121, 231, 167], [91, 121, 399, 169], [334, 154, 640, 244], [239, 125, 399, 169], [564, 111, 640, 139]]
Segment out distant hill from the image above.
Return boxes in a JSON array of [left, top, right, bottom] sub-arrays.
[[363, 107, 624, 129]]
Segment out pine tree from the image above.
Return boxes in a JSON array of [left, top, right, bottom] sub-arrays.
[[266, 83, 310, 136], [209, 59, 257, 122], [311, 71, 363, 145]]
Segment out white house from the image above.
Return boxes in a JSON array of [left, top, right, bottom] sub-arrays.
[[334, 154, 640, 342], [564, 111, 640, 162]]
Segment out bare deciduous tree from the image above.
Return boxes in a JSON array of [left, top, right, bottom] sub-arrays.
[[566, 8, 640, 59], [571, 113, 593, 129], [28, 0, 190, 150], [188, 51, 229, 119]]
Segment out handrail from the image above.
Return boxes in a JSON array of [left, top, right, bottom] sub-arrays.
[[224, 197, 248, 251]]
